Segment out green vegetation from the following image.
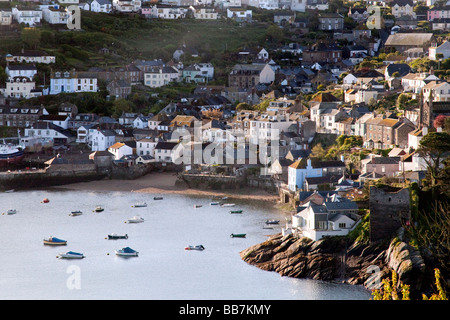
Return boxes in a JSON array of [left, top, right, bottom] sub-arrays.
[[347, 212, 370, 244]]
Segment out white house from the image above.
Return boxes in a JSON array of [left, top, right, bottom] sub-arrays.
[[50, 71, 98, 95], [193, 7, 218, 19], [144, 66, 180, 88], [342, 73, 358, 88], [151, 5, 188, 19], [242, 0, 278, 10], [76, 124, 95, 144], [133, 114, 150, 129], [40, 114, 70, 130], [6, 65, 37, 81], [288, 158, 322, 192], [226, 7, 252, 21], [429, 41, 450, 60], [112, 0, 141, 12], [91, 129, 116, 151], [4, 76, 39, 99], [42, 7, 69, 24], [390, 0, 415, 18], [154, 141, 180, 163], [24, 121, 75, 145], [422, 81, 450, 102], [290, 0, 306, 12], [136, 138, 157, 157], [89, 0, 113, 12], [0, 10, 12, 26], [408, 126, 428, 151], [292, 197, 360, 241], [108, 142, 134, 160], [11, 8, 42, 26], [401, 72, 438, 95]]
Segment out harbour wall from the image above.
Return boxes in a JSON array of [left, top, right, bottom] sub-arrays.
[[0, 169, 106, 191]]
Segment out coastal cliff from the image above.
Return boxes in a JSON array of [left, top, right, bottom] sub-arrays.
[[240, 231, 429, 297]]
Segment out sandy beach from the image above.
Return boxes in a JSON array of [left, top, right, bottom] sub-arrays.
[[62, 172, 281, 203]]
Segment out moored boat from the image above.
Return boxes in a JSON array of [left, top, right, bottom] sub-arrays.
[[43, 236, 67, 246], [230, 210, 243, 214], [41, 198, 50, 203], [0, 133, 25, 167], [69, 210, 82, 216], [265, 219, 280, 225], [6, 209, 17, 215], [127, 215, 144, 223], [154, 197, 163, 200], [210, 202, 220, 205], [185, 245, 205, 251], [221, 203, 235, 207], [194, 204, 203, 208], [115, 247, 138, 257], [107, 233, 128, 240], [132, 203, 147, 208], [230, 233, 246, 238], [57, 251, 85, 259], [93, 206, 104, 212]]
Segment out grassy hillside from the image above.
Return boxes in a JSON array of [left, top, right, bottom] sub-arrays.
[[1, 12, 270, 72]]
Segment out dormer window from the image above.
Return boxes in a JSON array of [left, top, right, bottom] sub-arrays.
[[64, 72, 70, 78], [55, 72, 61, 78]]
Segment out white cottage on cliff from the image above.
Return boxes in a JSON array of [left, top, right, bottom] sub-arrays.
[[292, 193, 360, 241]]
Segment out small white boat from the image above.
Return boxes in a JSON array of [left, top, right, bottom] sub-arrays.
[[93, 205, 104, 212], [222, 197, 228, 200], [221, 203, 235, 207], [58, 251, 85, 259], [6, 209, 17, 215], [69, 210, 82, 216], [127, 215, 144, 223], [132, 203, 147, 208], [115, 247, 138, 257]]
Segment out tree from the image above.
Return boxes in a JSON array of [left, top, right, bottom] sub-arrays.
[[396, 93, 409, 109], [417, 131, 450, 200], [265, 24, 284, 43], [21, 28, 41, 49], [236, 102, 252, 111], [112, 99, 134, 119], [311, 143, 327, 159], [433, 115, 448, 129]]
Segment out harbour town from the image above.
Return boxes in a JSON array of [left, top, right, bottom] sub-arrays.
[[0, 0, 449, 301]]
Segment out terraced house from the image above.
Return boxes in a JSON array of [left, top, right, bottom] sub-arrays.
[[50, 71, 98, 95], [228, 63, 275, 89]]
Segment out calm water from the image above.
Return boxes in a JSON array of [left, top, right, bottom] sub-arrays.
[[0, 189, 371, 300]]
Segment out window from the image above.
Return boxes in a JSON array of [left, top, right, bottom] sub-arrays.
[[339, 223, 346, 228]]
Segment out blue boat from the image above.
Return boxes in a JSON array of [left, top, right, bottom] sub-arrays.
[[43, 236, 67, 246]]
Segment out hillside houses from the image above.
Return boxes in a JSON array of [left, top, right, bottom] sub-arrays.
[[1, 2, 447, 217]]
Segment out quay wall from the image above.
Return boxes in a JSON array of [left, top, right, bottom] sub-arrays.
[[0, 169, 106, 191]]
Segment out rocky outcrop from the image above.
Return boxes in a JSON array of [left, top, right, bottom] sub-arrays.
[[241, 230, 428, 294], [385, 237, 426, 291]]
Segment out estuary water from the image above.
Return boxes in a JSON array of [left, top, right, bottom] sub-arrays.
[[0, 189, 371, 300]]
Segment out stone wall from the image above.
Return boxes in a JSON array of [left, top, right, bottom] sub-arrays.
[[369, 186, 411, 243]]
